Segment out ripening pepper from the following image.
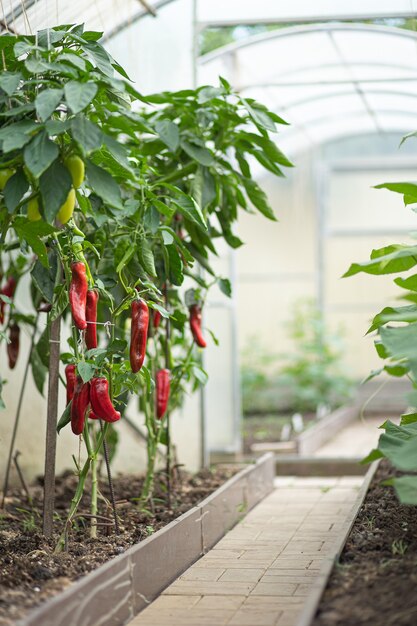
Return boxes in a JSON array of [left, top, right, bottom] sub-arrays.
[[85, 289, 99, 350], [130, 298, 149, 373], [0, 168, 15, 191], [90, 377, 121, 423], [27, 198, 41, 221], [65, 364, 77, 405], [69, 262, 88, 330], [71, 376, 90, 435], [153, 309, 162, 329], [156, 369, 170, 419], [65, 154, 85, 189], [189, 304, 206, 348], [7, 322, 20, 369], [57, 188, 76, 224], [0, 276, 17, 324]]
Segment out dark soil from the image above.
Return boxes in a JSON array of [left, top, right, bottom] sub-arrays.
[[313, 460, 417, 626], [0, 464, 240, 625]]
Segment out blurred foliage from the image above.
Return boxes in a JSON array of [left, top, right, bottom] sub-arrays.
[[240, 299, 354, 415]]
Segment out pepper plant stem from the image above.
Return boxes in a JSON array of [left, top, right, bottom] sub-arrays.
[[1, 314, 39, 509]]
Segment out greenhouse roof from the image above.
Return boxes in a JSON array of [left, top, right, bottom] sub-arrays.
[[2, 1, 417, 151], [199, 22, 417, 152]]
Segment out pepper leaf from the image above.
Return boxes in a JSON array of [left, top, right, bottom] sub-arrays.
[[77, 361, 95, 383], [57, 401, 72, 434]]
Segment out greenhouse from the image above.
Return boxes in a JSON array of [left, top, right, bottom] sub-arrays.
[[1, 2, 417, 625]]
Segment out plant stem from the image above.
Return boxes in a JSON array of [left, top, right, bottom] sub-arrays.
[[54, 426, 106, 552], [1, 315, 38, 508], [84, 423, 98, 539]]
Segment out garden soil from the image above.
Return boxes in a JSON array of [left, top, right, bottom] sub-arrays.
[[313, 460, 417, 626], [0, 465, 239, 625]]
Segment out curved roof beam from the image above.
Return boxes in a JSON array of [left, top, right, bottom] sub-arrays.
[[199, 22, 417, 65]]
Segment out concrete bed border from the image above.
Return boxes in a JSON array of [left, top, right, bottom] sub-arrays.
[[17, 453, 275, 626], [295, 404, 359, 456], [295, 461, 380, 626]]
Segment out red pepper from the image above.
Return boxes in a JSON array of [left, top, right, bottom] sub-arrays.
[[0, 276, 17, 324], [85, 289, 99, 350], [153, 309, 162, 329], [90, 377, 121, 423], [156, 368, 170, 419], [69, 262, 88, 330], [71, 376, 90, 435], [189, 304, 206, 348], [7, 322, 20, 369], [65, 364, 77, 405], [130, 298, 149, 373]]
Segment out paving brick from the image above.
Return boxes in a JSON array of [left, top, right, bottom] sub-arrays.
[[164, 580, 255, 596], [219, 569, 264, 583], [195, 595, 246, 610], [251, 582, 298, 596], [228, 608, 283, 625], [180, 568, 225, 581]]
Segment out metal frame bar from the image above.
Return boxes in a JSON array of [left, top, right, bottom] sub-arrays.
[[199, 22, 417, 65]]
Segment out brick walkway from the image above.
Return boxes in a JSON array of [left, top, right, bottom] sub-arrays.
[[128, 475, 362, 626]]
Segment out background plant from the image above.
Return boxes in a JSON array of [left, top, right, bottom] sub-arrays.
[[345, 146, 417, 504], [241, 299, 353, 416]]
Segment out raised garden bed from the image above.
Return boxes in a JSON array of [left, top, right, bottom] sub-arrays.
[[1, 453, 274, 626], [295, 459, 417, 626]]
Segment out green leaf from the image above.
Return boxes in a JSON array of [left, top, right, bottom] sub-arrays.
[[344, 244, 417, 278], [181, 140, 214, 166], [380, 323, 417, 364], [31, 251, 58, 303], [86, 160, 122, 209], [35, 88, 63, 122], [367, 305, 417, 334], [40, 160, 73, 222], [64, 81, 98, 114], [0, 71, 22, 95], [360, 448, 384, 464], [30, 346, 48, 395], [24, 130, 59, 178], [77, 361, 95, 383], [138, 239, 157, 277], [35, 326, 50, 368], [155, 120, 179, 152], [169, 190, 207, 230], [392, 475, 417, 504], [241, 98, 277, 132], [13, 217, 55, 267], [192, 364, 208, 385], [375, 181, 417, 204], [57, 401, 72, 434], [242, 178, 277, 221], [218, 278, 232, 297], [166, 244, 184, 286], [400, 413, 417, 425], [116, 246, 134, 273], [380, 431, 417, 471], [50, 284, 69, 320], [71, 115, 103, 154], [4, 169, 29, 213]]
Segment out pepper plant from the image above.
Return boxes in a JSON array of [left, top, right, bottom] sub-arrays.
[[0, 23, 291, 545], [345, 142, 417, 504]]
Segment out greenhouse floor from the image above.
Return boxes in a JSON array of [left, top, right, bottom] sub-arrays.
[[128, 475, 363, 626]]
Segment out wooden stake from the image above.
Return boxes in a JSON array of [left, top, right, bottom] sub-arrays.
[[42, 315, 61, 537]]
